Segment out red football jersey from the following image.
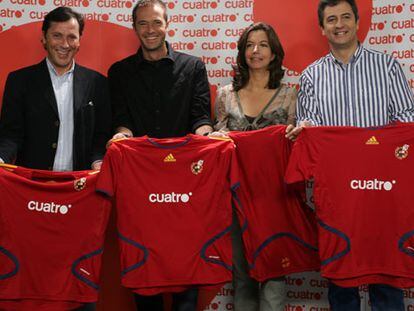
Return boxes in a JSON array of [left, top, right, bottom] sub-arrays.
[[97, 135, 240, 295], [285, 123, 414, 287], [0, 165, 111, 310], [229, 126, 320, 281]]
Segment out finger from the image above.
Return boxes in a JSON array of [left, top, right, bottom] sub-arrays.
[[285, 124, 294, 133], [285, 127, 303, 140]]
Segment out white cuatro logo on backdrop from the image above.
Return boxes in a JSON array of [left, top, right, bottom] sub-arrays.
[[148, 192, 193, 203], [27, 201, 73, 214], [350, 179, 396, 191]]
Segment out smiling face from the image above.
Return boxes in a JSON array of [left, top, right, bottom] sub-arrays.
[[244, 30, 275, 72], [321, 1, 359, 53], [133, 3, 168, 60], [41, 18, 80, 75]]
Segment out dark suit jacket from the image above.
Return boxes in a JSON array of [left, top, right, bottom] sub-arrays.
[[0, 59, 111, 170]]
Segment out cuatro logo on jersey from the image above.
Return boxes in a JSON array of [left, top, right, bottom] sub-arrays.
[[350, 179, 396, 191], [27, 201, 73, 214], [149, 192, 193, 203]]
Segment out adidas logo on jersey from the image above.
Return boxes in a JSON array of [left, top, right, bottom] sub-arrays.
[[149, 192, 192, 203], [164, 153, 176, 162], [366, 136, 379, 145], [28, 201, 72, 215], [350, 179, 396, 191]]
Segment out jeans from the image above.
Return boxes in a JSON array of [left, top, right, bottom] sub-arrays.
[[328, 282, 404, 311], [232, 210, 285, 311], [74, 303, 96, 311], [134, 288, 198, 311]]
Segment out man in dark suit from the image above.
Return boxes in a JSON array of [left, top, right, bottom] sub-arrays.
[[0, 6, 111, 171]]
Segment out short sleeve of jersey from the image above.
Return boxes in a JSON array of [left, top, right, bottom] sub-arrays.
[[285, 129, 319, 183], [96, 143, 123, 197], [206, 137, 240, 191]]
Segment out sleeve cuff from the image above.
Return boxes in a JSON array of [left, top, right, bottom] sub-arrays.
[[192, 119, 213, 133]]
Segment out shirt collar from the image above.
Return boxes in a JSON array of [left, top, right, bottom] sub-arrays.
[[46, 57, 75, 77], [328, 43, 363, 66], [135, 41, 175, 66]]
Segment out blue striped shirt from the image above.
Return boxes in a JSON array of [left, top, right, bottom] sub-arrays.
[[297, 45, 414, 127]]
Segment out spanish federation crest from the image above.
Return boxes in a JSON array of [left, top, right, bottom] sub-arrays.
[[74, 177, 87, 191], [191, 160, 204, 175], [395, 144, 409, 160]]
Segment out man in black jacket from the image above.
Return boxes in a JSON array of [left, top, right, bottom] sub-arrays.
[[108, 1, 213, 310], [108, 0, 212, 141], [0, 6, 111, 171]]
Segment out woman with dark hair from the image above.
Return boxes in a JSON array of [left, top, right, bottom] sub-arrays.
[[214, 22, 296, 132], [214, 22, 297, 311]]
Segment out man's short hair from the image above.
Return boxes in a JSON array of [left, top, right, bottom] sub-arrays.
[[42, 6, 84, 36], [132, 0, 168, 27], [318, 0, 359, 27]]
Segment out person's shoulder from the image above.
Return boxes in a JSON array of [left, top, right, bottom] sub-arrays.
[[108, 53, 138, 74], [360, 46, 402, 74], [279, 83, 297, 95], [361, 45, 395, 63], [302, 54, 330, 74], [172, 50, 199, 61], [112, 53, 137, 66], [361, 45, 386, 57], [218, 84, 233, 94], [172, 50, 204, 66], [215, 84, 235, 108], [7, 60, 44, 79], [75, 63, 106, 80]]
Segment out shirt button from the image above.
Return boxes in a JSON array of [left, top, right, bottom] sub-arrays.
[[52, 143, 57, 149], [54, 120, 60, 127]]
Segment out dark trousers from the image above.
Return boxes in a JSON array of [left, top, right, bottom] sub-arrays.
[[134, 288, 198, 311], [74, 303, 96, 311], [328, 283, 404, 311]]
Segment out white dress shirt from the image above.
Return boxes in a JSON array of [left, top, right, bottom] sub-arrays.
[[46, 58, 74, 171]]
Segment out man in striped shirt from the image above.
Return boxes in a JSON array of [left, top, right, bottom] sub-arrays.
[[286, 0, 414, 310]]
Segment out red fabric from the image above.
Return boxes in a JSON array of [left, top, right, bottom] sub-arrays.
[[97, 135, 239, 295], [285, 123, 414, 288], [0, 166, 111, 310], [229, 126, 320, 282]]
